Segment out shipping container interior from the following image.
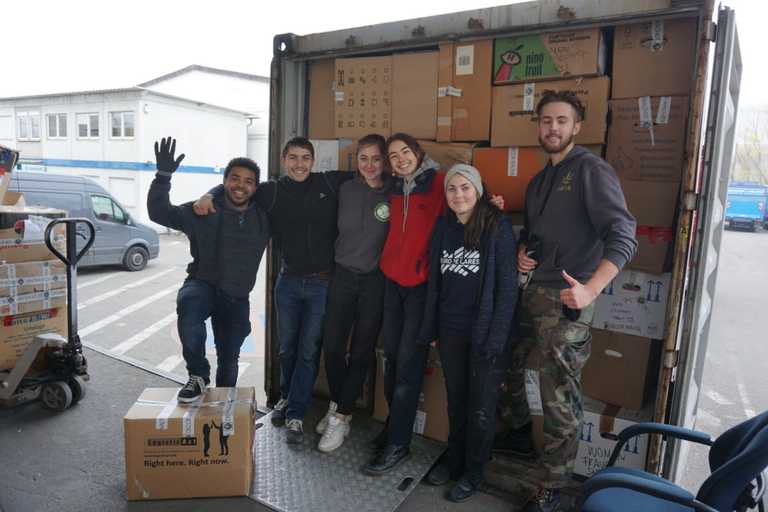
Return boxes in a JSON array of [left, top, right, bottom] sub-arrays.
[[264, 0, 739, 490]]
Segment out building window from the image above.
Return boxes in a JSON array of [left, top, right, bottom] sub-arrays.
[[17, 111, 41, 141], [47, 113, 68, 139], [77, 113, 100, 139], [110, 111, 135, 139]]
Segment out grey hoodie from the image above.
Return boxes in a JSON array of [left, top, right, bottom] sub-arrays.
[[401, 156, 440, 232], [520, 145, 637, 289]]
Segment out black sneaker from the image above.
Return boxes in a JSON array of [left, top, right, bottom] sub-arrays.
[[363, 444, 410, 476], [522, 489, 561, 512], [493, 422, 536, 459], [286, 419, 304, 444], [177, 375, 206, 403], [447, 473, 482, 503], [271, 398, 288, 427]]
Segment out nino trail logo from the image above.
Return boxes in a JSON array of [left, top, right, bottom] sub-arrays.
[[441, 247, 480, 276]]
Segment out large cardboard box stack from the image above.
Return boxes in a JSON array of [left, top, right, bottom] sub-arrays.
[[124, 387, 257, 500], [373, 347, 448, 443], [308, 60, 337, 140], [392, 52, 439, 140], [1, 192, 68, 371]]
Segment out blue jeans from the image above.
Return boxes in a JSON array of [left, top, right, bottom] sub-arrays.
[[275, 273, 329, 421], [176, 279, 251, 387]]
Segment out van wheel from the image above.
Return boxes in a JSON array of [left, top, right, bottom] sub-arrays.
[[123, 246, 149, 271]]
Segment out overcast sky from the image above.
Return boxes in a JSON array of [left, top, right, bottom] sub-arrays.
[[2, 0, 763, 106]]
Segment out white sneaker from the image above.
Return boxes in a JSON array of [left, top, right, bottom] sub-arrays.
[[315, 401, 338, 434], [318, 413, 351, 453]]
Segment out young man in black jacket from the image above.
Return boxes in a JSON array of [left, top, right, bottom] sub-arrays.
[[147, 137, 270, 403], [195, 138, 351, 444], [498, 92, 637, 512]]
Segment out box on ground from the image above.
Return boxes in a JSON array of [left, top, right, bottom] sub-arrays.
[[373, 347, 448, 443], [334, 56, 392, 139], [583, 329, 660, 410], [1, 307, 68, 371], [612, 18, 698, 99], [525, 350, 650, 478], [491, 76, 610, 147], [437, 40, 493, 142], [392, 52, 439, 140], [473, 145, 602, 211], [419, 140, 477, 174], [124, 387, 256, 501], [593, 269, 671, 339], [0, 145, 19, 203], [493, 28, 605, 84], [606, 96, 690, 182], [308, 59, 337, 139]]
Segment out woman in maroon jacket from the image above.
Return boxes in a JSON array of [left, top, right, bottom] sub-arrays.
[[364, 133, 446, 475]]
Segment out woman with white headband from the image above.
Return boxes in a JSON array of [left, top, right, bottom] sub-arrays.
[[418, 163, 519, 503]]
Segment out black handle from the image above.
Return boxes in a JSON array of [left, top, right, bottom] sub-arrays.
[[44, 218, 96, 266]]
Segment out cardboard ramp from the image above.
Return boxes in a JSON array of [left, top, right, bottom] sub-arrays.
[[251, 407, 443, 512]]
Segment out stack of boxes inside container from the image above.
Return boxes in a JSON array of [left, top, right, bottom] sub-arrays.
[[0, 165, 68, 377], [307, 17, 698, 476]]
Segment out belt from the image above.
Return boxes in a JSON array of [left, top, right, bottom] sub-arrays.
[[282, 269, 332, 280]]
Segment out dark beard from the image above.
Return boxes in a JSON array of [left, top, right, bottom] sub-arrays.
[[539, 133, 575, 154]]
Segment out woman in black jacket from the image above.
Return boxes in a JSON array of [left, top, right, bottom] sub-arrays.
[[418, 164, 519, 502]]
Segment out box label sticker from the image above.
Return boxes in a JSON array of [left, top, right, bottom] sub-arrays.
[[523, 83, 536, 112], [413, 410, 427, 434], [455, 45, 475, 76], [524, 369, 543, 415], [650, 20, 665, 52], [656, 96, 672, 125], [334, 91, 345, 102], [446, 86, 463, 97], [182, 406, 199, 437], [438, 87, 448, 98], [638, 96, 655, 146], [222, 389, 237, 436], [507, 147, 519, 177]]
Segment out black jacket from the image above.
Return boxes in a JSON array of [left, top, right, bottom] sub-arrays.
[[148, 176, 270, 298], [419, 215, 519, 360]]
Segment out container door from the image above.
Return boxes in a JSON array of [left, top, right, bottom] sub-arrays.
[[668, 6, 742, 483]]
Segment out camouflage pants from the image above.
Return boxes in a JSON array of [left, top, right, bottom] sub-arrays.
[[499, 284, 594, 488]]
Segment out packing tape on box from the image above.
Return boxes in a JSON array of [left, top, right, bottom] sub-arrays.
[[598, 404, 623, 438], [656, 96, 672, 125], [437, 86, 463, 98], [437, 116, 452, 127], [524, 369, 544, 415], [0, 267, 66, 291], [334, 91, 345, 102], [650, 20, 665, 52], [523, 83, 536, 112], [222, 388, 237, 436], [182, 405, 200, 437], [637, 225, 674, 244], [156, 391, 181, 430], [507, 148, 519, 177], [0, 288, 66, 315], [638, 96, 655, 146]]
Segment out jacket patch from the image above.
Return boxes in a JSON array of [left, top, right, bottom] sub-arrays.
[[374, 202, 390, 222]]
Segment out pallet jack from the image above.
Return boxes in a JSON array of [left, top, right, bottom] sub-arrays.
[[0, 217, 95, 410]]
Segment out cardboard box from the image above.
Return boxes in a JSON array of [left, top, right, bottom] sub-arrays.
[[0, 196, 66, 264], [493, 28, 605, 84], [436, 43, 455, 142], [392, 52, 439, 140], [451, 40, 493, 141], [612, 18, 698, 99], [525, 355, 651, 477], [308, 59, 337, 139], [583, 330, 659, 410], [1, 307, 67, 370], [124, 387, 256, 501], [0, 145, 19, 203], [418, 140, 476, 174], [338, 139, 357, 171], [574, 398, 652, 477], [473, 145, 602, 211], [593, 269, 671, 339], [606, 96, 689, 182], [621, 179, 680, 274], [373, 348, 448, 443], [491, 76, 610, 147], [0, 260, 66, 298], [335, 56, 392, 139]]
